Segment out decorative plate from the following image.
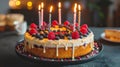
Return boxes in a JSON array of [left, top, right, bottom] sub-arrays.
[[101, 33, 120, 43], [15, 40, 103, 65]]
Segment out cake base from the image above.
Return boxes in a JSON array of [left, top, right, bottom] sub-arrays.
[[25, 43, 93, 59], [15, 40, 103, 65]]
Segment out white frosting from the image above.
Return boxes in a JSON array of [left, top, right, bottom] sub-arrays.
[[24, 32, 94, 48]]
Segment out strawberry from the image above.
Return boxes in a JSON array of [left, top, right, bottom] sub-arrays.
[[52, 20, 58, 26], [72, 31, 80, 39], [29, 28, 38, 35], [64, 21, 70, 26], [30, 23, 37, 29], [48, 32, 56, 40]]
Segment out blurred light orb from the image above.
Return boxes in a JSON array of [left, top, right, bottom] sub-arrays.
[[27, 1, 32, 7], [15, 0, 21, 6]]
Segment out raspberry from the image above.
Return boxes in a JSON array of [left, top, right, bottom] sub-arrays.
[[72, 31, 80, 39], [80, 27, 88, 35], [64, 21, 70, 26], [81, 24, 88, 29], [29, 28, 38, 35], [43, 21, 47, 26], [75, 23, 79, 27], [48, 32, 56, 40], [70, 25, 73, 31], [30, 23, 37, 29], [52, 20, 58, 26]]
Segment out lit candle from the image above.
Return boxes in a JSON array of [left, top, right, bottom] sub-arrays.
[[38, 4, 41, 28], [73, 3, 77, 31], [78, 5, 81, 27], [41, 2, 44, 26], [58, 2, 61, 25], [49, 6, 53, 28]]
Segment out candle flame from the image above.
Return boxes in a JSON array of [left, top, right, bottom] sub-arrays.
[[58, 2, 61, 8], [50, 6, 53, 13], [38, 4, 41, 10], [74, 3, 77, 12], [78, 5, 81, 10], [74, 3, 77, 9], [41, 2, 44, 8]]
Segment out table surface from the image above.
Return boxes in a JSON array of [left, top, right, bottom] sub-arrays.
[[0, 27, 120, 67]]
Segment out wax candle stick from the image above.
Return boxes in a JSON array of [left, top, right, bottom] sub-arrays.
[[49, 6, 53, 28], [78, 5, 81, 27], [41, 2, 44, 26], [58, 2, 61, 25], [38, 4, 41, 28], [73, 3, 77, 31]]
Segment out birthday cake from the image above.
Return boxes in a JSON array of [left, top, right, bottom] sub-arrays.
[[24, 21, 94, 59], [23, 2, 94, 60]]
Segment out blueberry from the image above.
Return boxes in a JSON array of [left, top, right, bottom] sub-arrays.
[[57, 30, 60, 32], [67, 36, 72, 40], [39, 35, 44, 40], [83, 34, 87, 37], [80, 36, 83, 39], [55, 36, 60, 40]]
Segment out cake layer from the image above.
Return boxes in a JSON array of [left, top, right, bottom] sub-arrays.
[[24, 32, 94, 48], [25, 42, 94, 59]]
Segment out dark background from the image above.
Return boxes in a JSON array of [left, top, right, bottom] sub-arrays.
[[0, 0, 120, 27]]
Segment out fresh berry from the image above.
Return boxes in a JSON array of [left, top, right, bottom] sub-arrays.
[[52, 20, 58, 26], [70, 25, 73, 31], [80, 24, 88, 29], [29, 28, 38, 35], [64, 21, 70, 26], [39, 35, 44, 40], [67, 36, 72, 40], [75, 23, 79, 27], [59, 33, 64, 39], [55, 36, 60, 40], [42, 21, 47, 26], [30, 23, 37, 29], [48, 32, 56, 40], [80, 27, 88, 35], [72, 31, 80, 39]]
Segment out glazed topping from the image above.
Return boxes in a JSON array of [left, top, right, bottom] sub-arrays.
[[28, 20, 91, 40]]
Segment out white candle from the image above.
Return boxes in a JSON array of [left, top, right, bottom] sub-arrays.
[[41, 2, 44, 26], [38, 4, 41, 28], [49, 6, 53, 27], [73, 3, 77, 31], [58, 2, 61, 25], [78, 5, 81, 26]]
